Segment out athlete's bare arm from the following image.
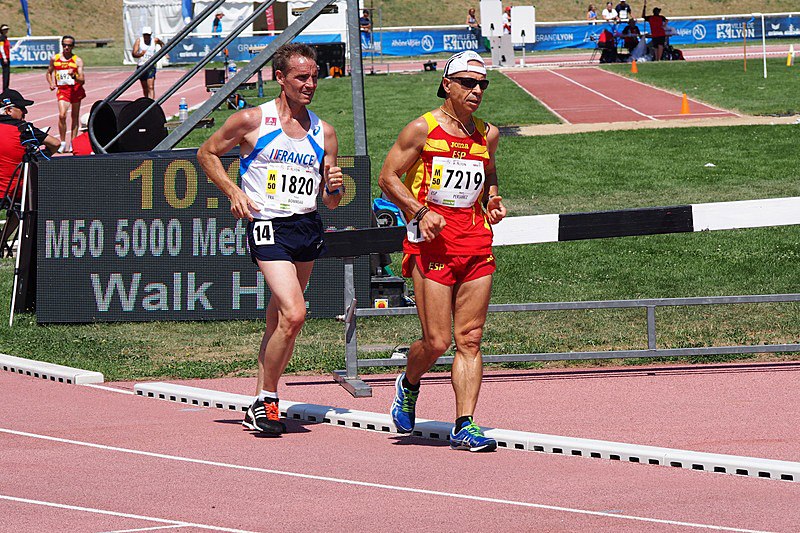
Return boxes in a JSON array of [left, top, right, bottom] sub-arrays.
[[378, 116, 446, 242], [321, 120, 343, 210], [46, 59, 56, 90], [132, 38, 143, 58], [482, 122, 506, 225], [74, 57, 85, 84], [198, 108, 262, 221]]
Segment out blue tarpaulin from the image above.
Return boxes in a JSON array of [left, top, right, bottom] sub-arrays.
[[168, 33, 342, 63], [375, 14, 798, 55]]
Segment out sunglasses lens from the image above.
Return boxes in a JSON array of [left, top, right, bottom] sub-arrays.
[[450, 77, 489, 90]]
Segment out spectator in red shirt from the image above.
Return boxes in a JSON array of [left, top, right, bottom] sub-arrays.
[[0, 89, 60, 255], [642, 2, 667, 60], [0, 24, 10, 92], [70, 112, 93, 156]]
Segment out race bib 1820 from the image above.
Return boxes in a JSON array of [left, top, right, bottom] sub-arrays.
[[263, 162, 319, 212]]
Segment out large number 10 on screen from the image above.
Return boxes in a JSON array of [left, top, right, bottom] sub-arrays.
[[130, 159, 239, 210]]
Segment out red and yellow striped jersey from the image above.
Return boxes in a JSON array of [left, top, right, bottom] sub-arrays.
[[403, 111, 493, 256]]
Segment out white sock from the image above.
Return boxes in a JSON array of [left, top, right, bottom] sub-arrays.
[[258, 390, 278, 401]]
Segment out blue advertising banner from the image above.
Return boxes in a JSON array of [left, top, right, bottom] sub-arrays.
[[168, 34, 342, 63], [376, 29, 486, 56], [9, 37, 59, 66], [528, 14, 800, 51]]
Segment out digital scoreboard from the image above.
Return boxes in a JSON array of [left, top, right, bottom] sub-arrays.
[[36, 150, 372, 323]]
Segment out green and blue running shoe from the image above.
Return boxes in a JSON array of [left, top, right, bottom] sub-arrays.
[[449, 420, 497, 452], [390, 372, 418, 433]]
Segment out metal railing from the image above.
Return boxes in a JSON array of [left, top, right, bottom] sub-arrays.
[[334, 274, 800, 396]]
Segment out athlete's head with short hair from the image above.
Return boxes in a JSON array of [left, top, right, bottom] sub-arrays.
[[273, 43, 319, 107], [272, 43, 317, 75]]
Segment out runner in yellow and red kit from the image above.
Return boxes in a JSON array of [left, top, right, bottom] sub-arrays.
[[46, 35, 85, 153], [379, 50, 507, 452]]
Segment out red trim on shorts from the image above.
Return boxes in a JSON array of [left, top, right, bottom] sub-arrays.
[[402, 252, 495, 286]]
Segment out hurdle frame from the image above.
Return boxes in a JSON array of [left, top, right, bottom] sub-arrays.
[[334, 286, 800, 397]]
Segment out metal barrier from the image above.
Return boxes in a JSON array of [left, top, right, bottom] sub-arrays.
[[335, 286, 800, 397], [325, 226, 800, 397]]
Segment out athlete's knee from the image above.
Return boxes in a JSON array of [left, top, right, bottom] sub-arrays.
[[455, 326, 484, 356], [421, 334, 451, 358], [278, 306, 306, 336]]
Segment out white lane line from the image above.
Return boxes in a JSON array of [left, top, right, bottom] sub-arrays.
[[0, 427, 774, 533], [99, 525, 186, 533], [0, 494, 258, 533], [547, 68, 658, 121], [81, 384, 136, 395], [502, 72, 571, 124]]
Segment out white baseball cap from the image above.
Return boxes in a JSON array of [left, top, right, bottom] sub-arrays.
[[437, 51, 487, 98], [142, 26, 152, 35]]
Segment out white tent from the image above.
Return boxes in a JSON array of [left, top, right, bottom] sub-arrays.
[[123, 0, 184, 64], [122, 0, 353, 65], [193, 1, 255, 37]]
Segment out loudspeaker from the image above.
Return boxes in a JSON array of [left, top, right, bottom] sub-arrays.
[[89, 98, 167, 153], [205, 68, 226, 87]]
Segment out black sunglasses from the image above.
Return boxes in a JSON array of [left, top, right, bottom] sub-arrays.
[[447, 77, 490, 91]]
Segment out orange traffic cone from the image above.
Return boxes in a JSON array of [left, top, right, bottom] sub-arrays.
[[680, 93, 690, 115], [631, 60, 638, 74]]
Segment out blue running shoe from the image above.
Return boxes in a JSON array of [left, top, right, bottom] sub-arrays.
[[450, 421, 497, 452], [390, 372, 418, 433]]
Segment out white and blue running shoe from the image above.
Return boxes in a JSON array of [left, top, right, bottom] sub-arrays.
[[449, 421, 497, 452], [390, 372, 418, 433]]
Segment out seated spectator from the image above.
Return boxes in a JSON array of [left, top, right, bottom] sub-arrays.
[[71, 112, 93, 156], [359, 9, 372, 49], [621, 18, 641, 52], [615, 0, 632, 21], [586, 4, 598, 23], [602, 2, 619, 23]]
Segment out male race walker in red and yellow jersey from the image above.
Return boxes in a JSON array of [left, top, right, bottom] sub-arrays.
[[379, 50, 507, 452], [46, 35, 85, 153]]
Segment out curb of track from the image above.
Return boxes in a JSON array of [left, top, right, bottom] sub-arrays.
[[0, 353, 104, 384], [134, 381, 800, 483]]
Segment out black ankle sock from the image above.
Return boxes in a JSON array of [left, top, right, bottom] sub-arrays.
[[455, 416, 472, 430], [402, 376, 420, 391]]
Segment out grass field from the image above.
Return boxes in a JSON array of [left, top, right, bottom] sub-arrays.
[[1, 59, 798, 381]]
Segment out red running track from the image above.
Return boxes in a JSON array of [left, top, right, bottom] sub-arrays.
[[3, 363, 800, 532], [11, 67, 211, 142], [504, 67, 737, 124]]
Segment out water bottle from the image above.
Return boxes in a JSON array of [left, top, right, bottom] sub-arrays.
[[178, 97, 188, 122], [228, 61, 237, 78]]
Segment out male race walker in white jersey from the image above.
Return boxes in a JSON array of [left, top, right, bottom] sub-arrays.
[[198, 43, 344, 436]]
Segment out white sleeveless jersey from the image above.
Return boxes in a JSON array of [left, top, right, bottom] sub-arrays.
[[137, 38, 157, 66], [240, 99, 326, 220]]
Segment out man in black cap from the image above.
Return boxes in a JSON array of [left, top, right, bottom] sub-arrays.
[[0, 89, 60, 255]]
